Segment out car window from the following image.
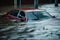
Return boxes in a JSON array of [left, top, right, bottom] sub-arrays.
[[9, 10, 19, 17]]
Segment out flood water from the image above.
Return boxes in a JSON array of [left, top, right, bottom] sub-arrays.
[[0, 20, 60, 40]]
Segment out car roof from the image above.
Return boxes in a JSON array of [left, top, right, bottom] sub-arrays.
[[17, 8, 46, 12], [8, 8, 46, 13], [19, 8, 36, 10], [23, 9, 46, 12]]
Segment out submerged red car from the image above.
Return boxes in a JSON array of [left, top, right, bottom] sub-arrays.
[[2, 8, 55, 22]]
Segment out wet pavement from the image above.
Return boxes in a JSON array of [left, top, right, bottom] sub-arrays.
[[0, 4, 60, 40]]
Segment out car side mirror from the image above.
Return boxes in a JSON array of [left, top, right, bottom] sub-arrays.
[[52, 16, 56, 18]]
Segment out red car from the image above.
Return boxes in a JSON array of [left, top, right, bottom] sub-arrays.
[[2, 8, 55, 22]]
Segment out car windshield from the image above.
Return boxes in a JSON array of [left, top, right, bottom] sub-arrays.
[[27, 11, 51, 21], [27, 12, 38, 20]]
